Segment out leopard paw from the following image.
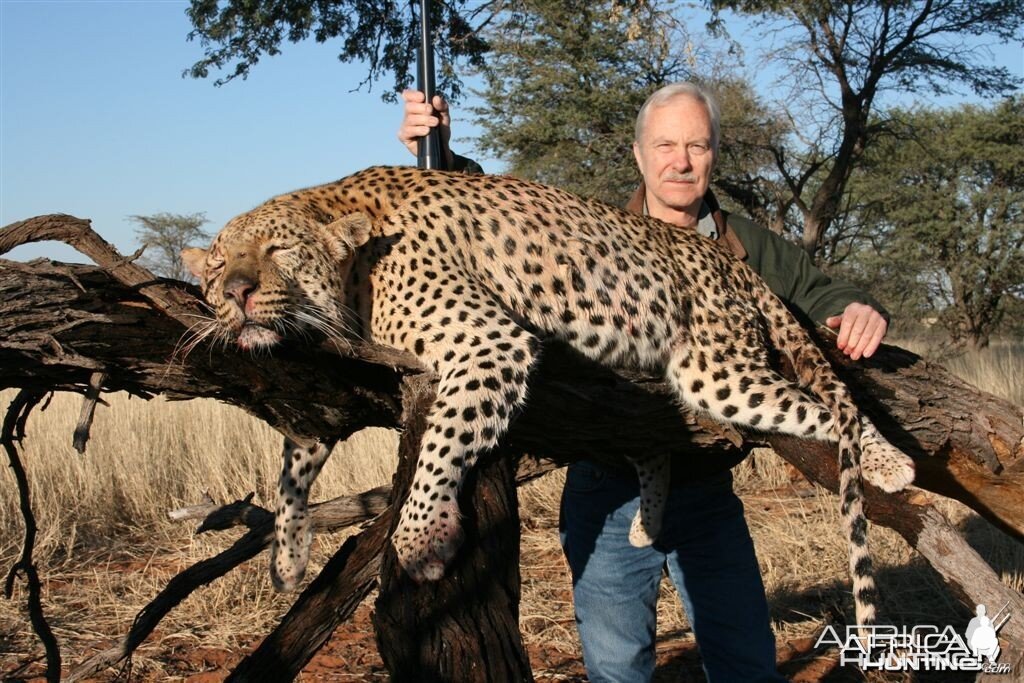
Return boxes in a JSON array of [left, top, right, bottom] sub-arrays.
[[393, 497, 464, 583], [628, 509, 659, 547], [860, 420, 915, 493]]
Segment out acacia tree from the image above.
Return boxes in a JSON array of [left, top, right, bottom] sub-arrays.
[[184, 1, 682, 104], [851, 99, 1024, 349], [709, 0, 1024, 261], [129, 212, 209, 281]]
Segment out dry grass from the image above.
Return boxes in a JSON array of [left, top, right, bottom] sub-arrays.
[[1, 342, 1021, 680], [0, 390, 398, 678], [896, 338, 1024, 407]]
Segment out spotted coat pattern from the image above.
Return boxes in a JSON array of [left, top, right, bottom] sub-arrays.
[[183, 166, 914, 626]]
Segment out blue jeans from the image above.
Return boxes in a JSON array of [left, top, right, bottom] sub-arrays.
[[559, 460, 785, 683]]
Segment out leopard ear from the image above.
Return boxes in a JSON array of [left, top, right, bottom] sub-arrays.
[[181, 246, 209, 280], [326, 212, 372, 249]]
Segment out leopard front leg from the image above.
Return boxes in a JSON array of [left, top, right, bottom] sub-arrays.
[[393, 332, 539, 582], [271, 438, 334, 591]]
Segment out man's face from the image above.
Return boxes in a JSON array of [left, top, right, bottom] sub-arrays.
[[633, 95, 716, 226]]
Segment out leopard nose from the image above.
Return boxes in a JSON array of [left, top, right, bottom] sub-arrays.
[[223, 275, 258, 309]]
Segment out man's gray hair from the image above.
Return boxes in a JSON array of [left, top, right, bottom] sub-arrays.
[[634, 82, 721, 151]]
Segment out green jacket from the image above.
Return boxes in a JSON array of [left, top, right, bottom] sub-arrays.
[[726, 212, 888, 326], [623, 181, 888, 326]]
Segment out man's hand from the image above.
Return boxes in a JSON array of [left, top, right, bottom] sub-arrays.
[[825, 302, 888, 360], [398, 89, 453, 165]]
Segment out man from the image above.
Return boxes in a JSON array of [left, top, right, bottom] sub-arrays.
[[398, 83, 888, 682]]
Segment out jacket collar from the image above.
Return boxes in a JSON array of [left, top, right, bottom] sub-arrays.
[[625, 181, 747, 260]]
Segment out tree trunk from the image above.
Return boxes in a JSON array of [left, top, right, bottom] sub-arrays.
[[372, 377, 531, 682], [801, 211, 824, 259], [3, 215, 1024, 680]]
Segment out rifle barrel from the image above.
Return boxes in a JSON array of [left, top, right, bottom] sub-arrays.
[[416, 0, 445, 170]]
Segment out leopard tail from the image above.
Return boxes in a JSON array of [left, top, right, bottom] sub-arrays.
[[752, 278, 878, 629]]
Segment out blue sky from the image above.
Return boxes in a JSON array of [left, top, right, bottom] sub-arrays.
[[1, 1, 1021, 265], [0, 0, 500, 263]]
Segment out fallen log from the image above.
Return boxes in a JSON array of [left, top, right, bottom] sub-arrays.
[[3, 214, 1023, 680]]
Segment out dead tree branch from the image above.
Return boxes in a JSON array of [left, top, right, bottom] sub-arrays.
[[2, 390, 61, 683], [66, 522, 271, 683], [67, 485, 392, 681], [227, 511, 393, 682], [3, 214, 1024, 679]]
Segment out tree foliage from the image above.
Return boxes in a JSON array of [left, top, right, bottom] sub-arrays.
[[184, 1, 666, 102], [129, 212, 210, 282], [850, 98, 1024, 349], [710, 0, 1024, 260], [468, 0, 790, 210], [469, 0, 698, 204], [184, 0, 490, 101]]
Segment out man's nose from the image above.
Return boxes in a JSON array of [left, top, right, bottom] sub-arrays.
[[670, 147, 692, 170]]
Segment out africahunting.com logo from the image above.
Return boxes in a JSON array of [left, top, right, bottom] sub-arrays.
[[816, 603, 1012, 674]]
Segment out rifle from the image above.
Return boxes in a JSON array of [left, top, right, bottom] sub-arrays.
[[416, 0, 447, 170]]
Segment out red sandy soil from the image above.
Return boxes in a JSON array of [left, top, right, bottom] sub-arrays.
[[5, 604, 858, 682]]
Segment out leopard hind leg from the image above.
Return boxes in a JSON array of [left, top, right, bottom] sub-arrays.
[[667, 345, 839, 439], [625, 452, 671, 547], [755, 293, 915, 494], [665, 338, 878, 626]]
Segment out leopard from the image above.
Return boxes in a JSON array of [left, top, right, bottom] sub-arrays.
[[181, 165, 915, 627]]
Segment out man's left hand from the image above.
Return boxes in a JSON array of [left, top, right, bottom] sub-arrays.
[[825, 302, 887, 360]]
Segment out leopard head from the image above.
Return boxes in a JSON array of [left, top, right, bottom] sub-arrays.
[[182, 205, 372, 351]]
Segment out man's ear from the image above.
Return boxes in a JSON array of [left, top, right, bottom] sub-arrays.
[[181, 246, 208, 280], [325, 212, 373, 254]]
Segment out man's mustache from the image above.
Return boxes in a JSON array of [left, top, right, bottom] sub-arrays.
[[662, 172, 697, 182]]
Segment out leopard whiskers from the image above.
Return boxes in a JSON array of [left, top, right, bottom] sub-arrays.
[[292, 304, 364, 345], [171, 314, 221, 363], [291, 312, 350, 355], [277, 316, 316, 344]]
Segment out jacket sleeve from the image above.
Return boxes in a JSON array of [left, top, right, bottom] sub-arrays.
[[451, 153, 484, 175], [727, 214, 889, 326]]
